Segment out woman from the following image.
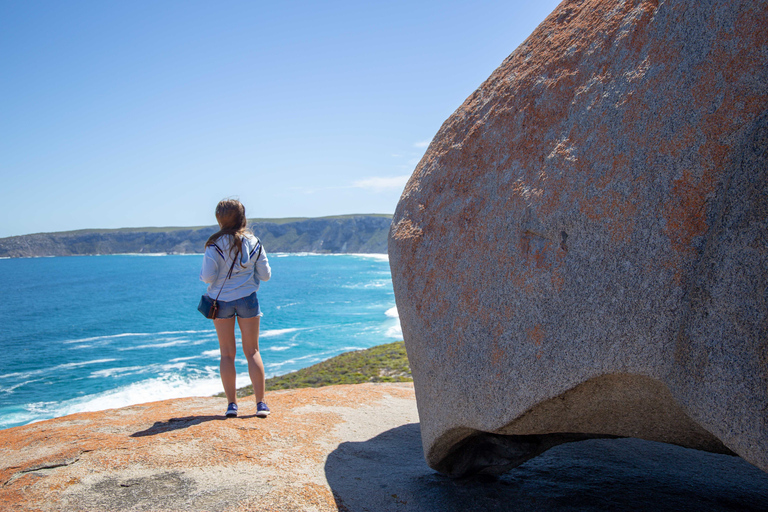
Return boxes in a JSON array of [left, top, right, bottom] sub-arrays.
[[200, 199, 272, 418]]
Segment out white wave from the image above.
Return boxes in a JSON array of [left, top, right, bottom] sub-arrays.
[[117, 338, 207, 351], [385, 306, 399, 318], [117, 253, 168, 256], [168, 355, 203, 363], [63, 332, 150, 344], [0, 379, 41, 394], [60, 359, 118, 369], [342, 280, 391, 289], [275, 302, 301, 309], [55, 371, 225, 416], [202, 349, 221, 358], [274, 252, 313, 257], [272, 253, 388, 260], [161, 363, 187, 371], [89, 361, 188, 379], [0, 408, 46, 429], [0, 359, 117, 380], [90, 366, 148, 378], [266, 344, 296, 352], [62, 329, 213, 345], [260, 328, 301, 338], [347, 253, 389, 261], [386, 324, 403, 338]]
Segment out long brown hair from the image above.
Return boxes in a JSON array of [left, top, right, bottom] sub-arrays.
[[205, 199, 250, 258]]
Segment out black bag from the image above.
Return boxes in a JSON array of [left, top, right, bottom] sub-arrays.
[[197, 295, 219, 319], [198, 250, 238, 319]]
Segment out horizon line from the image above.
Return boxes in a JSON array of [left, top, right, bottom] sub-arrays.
[[1, 213, 394, 240]]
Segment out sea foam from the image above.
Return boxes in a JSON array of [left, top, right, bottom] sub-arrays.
[[0, 359, 118, 381]]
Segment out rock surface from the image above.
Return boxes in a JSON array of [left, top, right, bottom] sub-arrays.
[[2, 383, 768, 512], [389, 0, 768, 476], [0, 384, 417, 512], [0, 215, 392, 258]]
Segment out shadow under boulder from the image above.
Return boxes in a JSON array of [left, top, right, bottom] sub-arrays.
[[325, 424, 768, 512]]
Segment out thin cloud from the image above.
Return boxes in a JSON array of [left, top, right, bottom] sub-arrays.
[[407, 156, 422, 166], [413, 140, 430, 148], [353, 175, 410, 192]]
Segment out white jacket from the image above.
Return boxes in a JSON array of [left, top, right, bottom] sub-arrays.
[[200, 233, 271, 302]]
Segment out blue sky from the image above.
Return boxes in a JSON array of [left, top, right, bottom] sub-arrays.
[[1, 1, 560, 238]]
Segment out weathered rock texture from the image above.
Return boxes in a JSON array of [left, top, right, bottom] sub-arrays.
[[389, 0, 768, 476], [0, 384, 418, 512], [3, 383, 768, 512]]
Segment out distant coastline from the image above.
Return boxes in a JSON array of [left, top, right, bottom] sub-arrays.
[[0, 214, 392, 258]]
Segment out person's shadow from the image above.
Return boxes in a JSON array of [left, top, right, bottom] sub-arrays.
[[130, 414, 261, 437], [324, 423, 768, 512]]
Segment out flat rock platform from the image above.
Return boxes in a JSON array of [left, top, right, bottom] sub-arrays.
[[1, 383, 766, 511]]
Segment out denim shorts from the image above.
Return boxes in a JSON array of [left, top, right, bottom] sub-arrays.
[[215, 292, 262, 319]]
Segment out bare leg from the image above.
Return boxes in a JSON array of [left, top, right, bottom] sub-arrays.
[[214, 317, 238, 404], [237, 316, 266, 403]]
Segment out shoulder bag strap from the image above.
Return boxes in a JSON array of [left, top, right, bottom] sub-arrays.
[[214, 248, 239, 302]]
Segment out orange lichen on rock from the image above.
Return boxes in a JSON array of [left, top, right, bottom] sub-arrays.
[[0, 383, 417, 512], [528, 324, 545, 360], [390, 218, 423, 241]]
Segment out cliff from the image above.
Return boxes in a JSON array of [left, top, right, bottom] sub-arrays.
[[1, 383, 767, 512], [0, 214, 392, 258]]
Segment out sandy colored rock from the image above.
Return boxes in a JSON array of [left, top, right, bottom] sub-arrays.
[[0, 384, 418, 512], [389, 0, 768, 476]]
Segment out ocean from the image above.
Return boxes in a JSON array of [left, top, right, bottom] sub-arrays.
[[0, 253, 400, 430]]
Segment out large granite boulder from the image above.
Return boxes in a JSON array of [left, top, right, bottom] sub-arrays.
[[389, 0, 768, 477]]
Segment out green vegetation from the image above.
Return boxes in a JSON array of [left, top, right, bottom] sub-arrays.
[[0, 214, 393, 257], [221, 341, 411, 398], [9, 213, 394, 238]]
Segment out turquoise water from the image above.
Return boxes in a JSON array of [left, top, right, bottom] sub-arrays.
[[0, 253, 400, 429]]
